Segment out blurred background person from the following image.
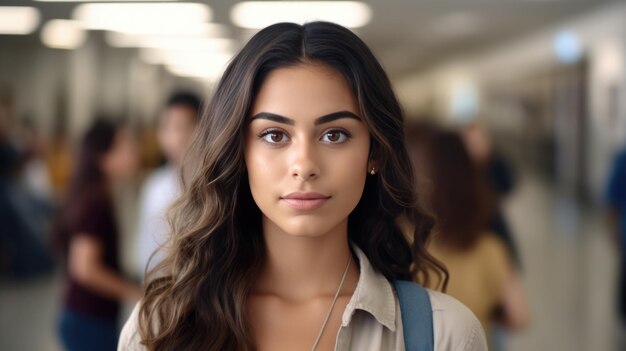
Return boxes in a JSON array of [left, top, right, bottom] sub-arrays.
[[52, 118, 141, 351], [461, 122, 522, 270], [0, 100, 54, 279], [16, 116, 54, 203], [0, 109, 18, 274], [135, 91, 201, 278], [605, 144, 626, 348], [409, 124, 530, 348]]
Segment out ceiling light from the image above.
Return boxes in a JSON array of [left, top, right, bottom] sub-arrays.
[[41, 19, 86, 49], [104, 21, 226, 37], [140, 48, 231, 80], [106, 32, 234, 52], [141, 48, 232, 67], [73, 3, 211, 34], [165, 63, 224, 80], [0, 7, 40, 35], [450, 79, 479, 122], [553, 30, 582, 64], [230, 1, 371, 29], [142, 37, 234, 51]]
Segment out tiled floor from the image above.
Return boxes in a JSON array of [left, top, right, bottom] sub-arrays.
[[0, 173, 622, 351]]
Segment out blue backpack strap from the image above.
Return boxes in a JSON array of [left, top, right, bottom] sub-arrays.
[[394, 280, 434, 351]]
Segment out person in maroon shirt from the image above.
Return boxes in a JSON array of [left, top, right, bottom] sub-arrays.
[[53, 118, 141, 351]]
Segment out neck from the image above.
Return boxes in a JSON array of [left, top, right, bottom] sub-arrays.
[[255, 218, 358, 302]]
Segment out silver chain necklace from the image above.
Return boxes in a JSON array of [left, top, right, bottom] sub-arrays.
[[310, 255, 352, 351]]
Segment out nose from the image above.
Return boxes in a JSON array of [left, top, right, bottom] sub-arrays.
[[290, 140, 320, 181]]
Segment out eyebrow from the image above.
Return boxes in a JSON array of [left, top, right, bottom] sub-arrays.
[[249, 111, 361, 126]]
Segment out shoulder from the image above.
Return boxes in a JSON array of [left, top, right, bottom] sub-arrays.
[[471, 233, 509, 268], [143, 166, 176, 189], [478, 233, 511, 280], [118, 303, 145, 351], [141, 166, 179, 198], [427, 289, 488, 351], [66, 188, 113, 236], [478, 233, 508, 255]]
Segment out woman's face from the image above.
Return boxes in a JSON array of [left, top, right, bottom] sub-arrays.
[[245, 63, 372, 238], [101, 128, 139, 181], [158, 105, 198, 166]]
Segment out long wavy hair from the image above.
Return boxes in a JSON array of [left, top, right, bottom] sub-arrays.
[[139, 21, 447, 350]]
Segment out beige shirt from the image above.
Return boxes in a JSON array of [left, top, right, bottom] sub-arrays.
[[118, 246, 487, 351]]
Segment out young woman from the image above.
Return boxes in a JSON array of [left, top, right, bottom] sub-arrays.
[[119, 21, 487, 351], [54, 118, 142, 350]]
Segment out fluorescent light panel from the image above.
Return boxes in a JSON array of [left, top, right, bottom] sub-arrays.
[[141, 48, 232, 79], [0, 7, 40, 35], [41, 19, 86, 49], [106, 32, 234, 51], [142, 37, 234, 51], [73, 3, 212, 33], [141, 48, 232, 69], [166, 63, 222, 79], [231, 1, 371, 29], [110, 22, 228, 37]]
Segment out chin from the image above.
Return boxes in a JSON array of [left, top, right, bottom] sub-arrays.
[[260, 207, 349, 238], [280, 214, 348, 238], [281, 224, 332, 238]]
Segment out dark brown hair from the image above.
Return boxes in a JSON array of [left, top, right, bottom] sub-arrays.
[[140, 21, 447, 351], [410, 125, 492, 250], [165, 91, 202, 121], [52, 118, 121, 254]]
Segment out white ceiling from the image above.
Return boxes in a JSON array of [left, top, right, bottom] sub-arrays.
[[0, 0, 620, 79]]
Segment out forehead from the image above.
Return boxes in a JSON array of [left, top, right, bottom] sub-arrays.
[[250, 63, 359, 120]]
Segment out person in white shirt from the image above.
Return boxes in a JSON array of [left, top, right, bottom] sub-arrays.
[[135, 92, 201, 278]]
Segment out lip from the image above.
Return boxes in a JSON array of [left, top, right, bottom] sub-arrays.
[[281, 192, 331, 210]]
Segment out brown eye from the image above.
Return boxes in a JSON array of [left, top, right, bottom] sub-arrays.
[[260, 130, 289, 144], [321, 130, 349, 144], [326, 131, 340, 142]]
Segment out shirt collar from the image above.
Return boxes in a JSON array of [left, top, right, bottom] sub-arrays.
[[342, 243, 397, 331]]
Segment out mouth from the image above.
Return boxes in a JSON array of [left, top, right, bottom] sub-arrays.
[[280, 192, 331, 210]]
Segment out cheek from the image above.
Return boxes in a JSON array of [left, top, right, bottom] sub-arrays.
[[330, 151, 369, 204], [244, 146, 282, 199], [169, 129, 185, 147], [160, 127, 185, 151], [116, 148, 137, 175]]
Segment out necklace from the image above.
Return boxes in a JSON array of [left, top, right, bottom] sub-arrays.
[[310, 255, 352, 351]]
